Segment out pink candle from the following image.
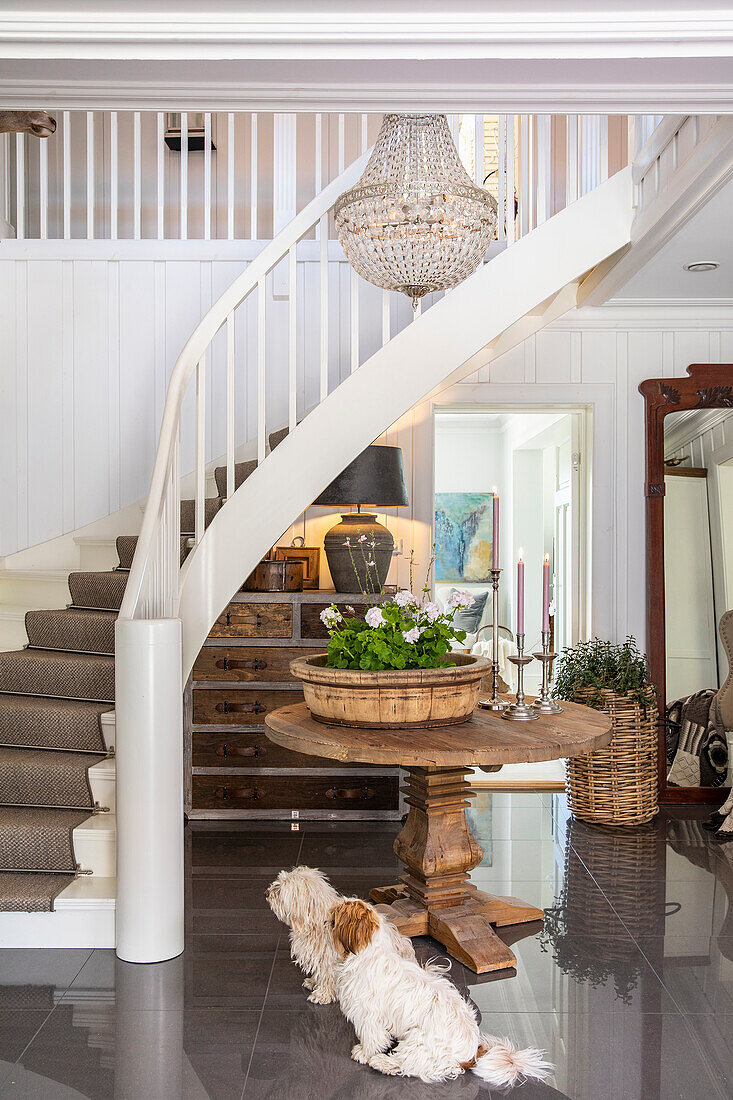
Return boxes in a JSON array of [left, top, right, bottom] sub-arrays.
[[542, 554, 550, 632], [517, 552, 525, 636], [492, 490, 499, 570]]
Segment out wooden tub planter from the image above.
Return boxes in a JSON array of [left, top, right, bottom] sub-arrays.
[[289, 653, 491, 729]]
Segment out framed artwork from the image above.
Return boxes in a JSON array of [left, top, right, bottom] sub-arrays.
[[434, 492, 493, 583], [274, 546, 321, 590]]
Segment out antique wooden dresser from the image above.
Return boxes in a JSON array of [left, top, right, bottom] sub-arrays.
[[186, 590, 400, 820]]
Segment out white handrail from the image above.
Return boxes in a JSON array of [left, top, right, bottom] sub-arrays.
[[118, 148, 371, 623]]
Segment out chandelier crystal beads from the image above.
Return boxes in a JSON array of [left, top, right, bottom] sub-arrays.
[[334, 113, 497, 307]]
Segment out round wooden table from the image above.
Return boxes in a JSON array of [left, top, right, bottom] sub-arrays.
[[265, 700, 612, 974]]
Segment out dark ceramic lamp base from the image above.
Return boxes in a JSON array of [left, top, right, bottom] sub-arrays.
[[323, 513, 393, 593]]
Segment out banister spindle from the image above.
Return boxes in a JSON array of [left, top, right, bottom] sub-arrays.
[[86, 111, 95, 239], [204, 112, 211, 240], [195, 353, 206, 543], [338, 113, 345, 174], [39, 131, 48, 239], [497, 115, 506, 245], [474, 114, 484, 188], [566, 115, 578, 207], [319, 212, 328, 401], [314, 113, 323, 204], [519, 114, 529, 238], [250, 113, 258, 239], [350, 268, 359, 374], [63, 111, 71, 239], [506, 114, 515, 244], [180, 112, 188, 240], [226, 313, 235, 499], [227, 112, 234, 240], [381, 289, 391, 347], [288, 243, 297, 432], [257, 276, 266, 464], [111, 111, 119, 239], [133, 111, 141, 239], [14, 133, 24, 240], [156, 112, 164, 240]]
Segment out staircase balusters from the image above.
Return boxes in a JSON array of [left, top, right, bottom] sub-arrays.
[[112, 112, 120, 240], [133, 111, 141, 240], [14, 133, 24, 240], [257, 277, 266, 464], [250, 113, 258, 240], [155, 111, 163, 240], [226, 314, 235, 500], [195, 354, 206, 544], [180, 112, 188, 240], [288, 245, 297, 432]]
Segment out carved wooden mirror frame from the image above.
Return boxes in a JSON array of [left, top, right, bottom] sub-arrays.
[[640, 364, 733, 803]]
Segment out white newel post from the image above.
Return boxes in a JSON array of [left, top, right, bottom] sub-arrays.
[[115, 618, 184, 963]]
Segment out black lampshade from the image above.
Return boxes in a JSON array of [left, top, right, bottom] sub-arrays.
[[313, 445, 409, 508]]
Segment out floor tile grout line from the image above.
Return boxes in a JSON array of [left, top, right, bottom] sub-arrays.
[[240, 829, 305, 1099], [13, 947, 95, 1065], [566, 844, 694, 1013]]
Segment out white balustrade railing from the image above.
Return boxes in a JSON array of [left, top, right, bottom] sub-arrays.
[[1, 111, 634, 244]]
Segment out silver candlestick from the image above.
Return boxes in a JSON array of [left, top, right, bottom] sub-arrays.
[[532, 629, 563, 715], [478, 567, 508, 712], [503, 633, 539, 721]]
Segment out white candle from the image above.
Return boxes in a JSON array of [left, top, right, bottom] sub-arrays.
[[542, 553, 550, 632], [517, 551, 525, 636]]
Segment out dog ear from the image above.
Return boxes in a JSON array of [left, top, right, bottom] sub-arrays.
[[331, 899, 379, 957]]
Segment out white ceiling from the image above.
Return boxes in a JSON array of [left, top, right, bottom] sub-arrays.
[[611, 178, 733, 304]]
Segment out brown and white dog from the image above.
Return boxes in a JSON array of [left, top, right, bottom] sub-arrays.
[[266, 866, 421, 1005], [329, 897, 553, 1088]]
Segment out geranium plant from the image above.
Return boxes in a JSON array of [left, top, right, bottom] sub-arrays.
[[319, 540, 475, 670]]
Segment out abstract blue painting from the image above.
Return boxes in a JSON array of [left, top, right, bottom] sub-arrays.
[[434, 492, 493, 583]]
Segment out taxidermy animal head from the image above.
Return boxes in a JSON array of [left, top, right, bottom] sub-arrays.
[[0, 110, 57, 138]]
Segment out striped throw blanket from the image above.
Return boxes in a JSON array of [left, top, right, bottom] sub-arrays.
[[667, 689, 729, 787]]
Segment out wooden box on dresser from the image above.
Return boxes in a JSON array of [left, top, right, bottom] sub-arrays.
[[186, 591, 401, 820]]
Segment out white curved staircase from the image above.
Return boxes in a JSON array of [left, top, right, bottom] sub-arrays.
[[5, 113, 732, 956]]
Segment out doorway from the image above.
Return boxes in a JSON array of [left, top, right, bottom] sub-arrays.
[[433, 406, 589, 788]]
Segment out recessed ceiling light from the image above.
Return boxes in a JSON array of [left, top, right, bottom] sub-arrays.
[[683, 261, 719, 272]]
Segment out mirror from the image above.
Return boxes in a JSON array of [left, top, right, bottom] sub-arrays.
[[642, 365, 733, 800]]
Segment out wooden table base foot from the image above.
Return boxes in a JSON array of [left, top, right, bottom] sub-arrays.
[[370, 884, 545, 974]]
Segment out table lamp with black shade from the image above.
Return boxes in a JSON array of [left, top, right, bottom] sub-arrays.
[[313, 444, 409, 593]]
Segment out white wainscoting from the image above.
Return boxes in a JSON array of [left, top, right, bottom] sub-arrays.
[[0, 242, 424, 556]]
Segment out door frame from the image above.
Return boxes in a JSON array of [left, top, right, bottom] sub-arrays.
[[430, 399, 592, 649]]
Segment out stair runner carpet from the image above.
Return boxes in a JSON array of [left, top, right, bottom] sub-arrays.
[[0, 440, 284, 912]]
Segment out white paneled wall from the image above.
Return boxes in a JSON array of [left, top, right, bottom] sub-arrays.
[[0, 247, 426, 556], [279, 308, 733, 650]]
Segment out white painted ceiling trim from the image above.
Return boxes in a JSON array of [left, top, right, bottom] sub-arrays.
[[5, 7, 733, 60], [5, 5, 733, 111]]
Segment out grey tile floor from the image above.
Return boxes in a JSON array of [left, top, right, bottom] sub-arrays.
[[0, 793, 731, 1098]]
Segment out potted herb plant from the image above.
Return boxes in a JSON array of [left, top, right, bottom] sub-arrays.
[[552, 637, 659, 825], [291, 542, 489, 728]]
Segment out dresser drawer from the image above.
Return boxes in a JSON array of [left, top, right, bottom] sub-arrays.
[[193, 646, 323, 682], [192, 730, 384, 769], [300, 602, 370, 639], [192, 773, 399, 811], [209, 602, 293, 639], [192, 688, 303, 725]]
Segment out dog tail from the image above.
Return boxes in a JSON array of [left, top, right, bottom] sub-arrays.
[[470, 1035, 553, 1088], [421, 955, 452, 976]]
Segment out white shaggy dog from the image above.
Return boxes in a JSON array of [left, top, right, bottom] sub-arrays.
[[329, 897, 553, 1088], [266, 866, 419, 1005]]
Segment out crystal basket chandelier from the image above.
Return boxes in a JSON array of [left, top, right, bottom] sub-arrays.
[[334, 113, 497, 307]]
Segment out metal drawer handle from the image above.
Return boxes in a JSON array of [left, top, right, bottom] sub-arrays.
[[215, 744, 261, 758], [214, 700, 267, 715], [256, 613, 262, 628], [215, 786, 259, 801], [326, 787, 375, 801], [215, 658, 268, 672], [226, 610, 232, 627]]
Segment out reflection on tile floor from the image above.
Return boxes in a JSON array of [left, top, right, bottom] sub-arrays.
[[1, 794, 732, 1097]]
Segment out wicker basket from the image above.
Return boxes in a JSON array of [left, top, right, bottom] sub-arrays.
[[565, 687, 658, 826]]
